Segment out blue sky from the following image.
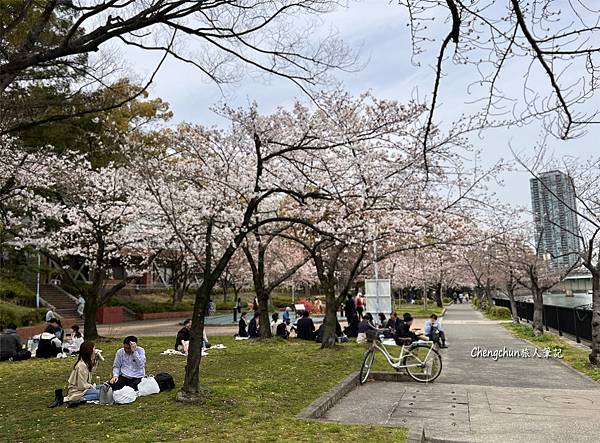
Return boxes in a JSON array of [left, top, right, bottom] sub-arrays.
[[116, 0, 599, 209]]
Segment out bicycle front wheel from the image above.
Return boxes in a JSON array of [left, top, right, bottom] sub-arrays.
[[359, 350, 375, 384], [403, 344, 442, 383]]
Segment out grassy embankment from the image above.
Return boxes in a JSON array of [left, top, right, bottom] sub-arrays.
[[504, 323, 600, 383]]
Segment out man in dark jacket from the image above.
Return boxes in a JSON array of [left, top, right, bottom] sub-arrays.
[[1, 323, 24, 361], [395, 313, 423, 343], [276, 320, 290, 339], [344, 294, 356, 324], [238, 312, 249, 337], [296, 310, 315, 340], [248, 312, 260, 338], [175, 319, 192, 351]]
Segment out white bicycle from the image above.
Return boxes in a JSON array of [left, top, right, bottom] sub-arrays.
[[359, 329, 443, 384]]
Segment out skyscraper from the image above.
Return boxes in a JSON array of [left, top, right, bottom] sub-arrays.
[[530, 170, 580, 267]]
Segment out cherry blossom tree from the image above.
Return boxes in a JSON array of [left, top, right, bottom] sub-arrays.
[[397, 0, 600, 158], [132, 91, 429, 401], [9, 153, 156, 339], [242, 226, 311, 338]]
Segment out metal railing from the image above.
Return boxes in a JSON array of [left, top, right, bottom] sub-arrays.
[[493, 298, 593, 346]]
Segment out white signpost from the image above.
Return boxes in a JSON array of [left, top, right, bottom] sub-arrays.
[[364, 278, 392, 320]]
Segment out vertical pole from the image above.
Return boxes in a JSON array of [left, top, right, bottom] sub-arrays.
[[573, 310, 580, 343], [374, 240, 380, 321], [36, 253, 41, 309]]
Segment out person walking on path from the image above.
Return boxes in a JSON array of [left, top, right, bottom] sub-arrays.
[[77, 295, 85, 319]]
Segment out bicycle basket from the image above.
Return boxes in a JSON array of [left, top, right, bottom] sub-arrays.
[[365, 329, 381, 342]]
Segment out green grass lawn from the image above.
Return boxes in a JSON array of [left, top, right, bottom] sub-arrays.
[[0, 337, 407, 442], [504, 323, 600, 383], [394, 303, 445, 317]]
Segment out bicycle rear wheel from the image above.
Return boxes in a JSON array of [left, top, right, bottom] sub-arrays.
[[403, 344, 442, 382], [359, 350, 375, 384]]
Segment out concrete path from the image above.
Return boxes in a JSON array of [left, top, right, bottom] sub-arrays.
[[322, 303, 600, 442]]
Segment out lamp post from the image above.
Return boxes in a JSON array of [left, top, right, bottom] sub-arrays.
[[35, 252, 41, 308]]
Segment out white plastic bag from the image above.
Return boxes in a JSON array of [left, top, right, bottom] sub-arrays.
[[137, 377, 160, 396], [113, 386, 137, 404]]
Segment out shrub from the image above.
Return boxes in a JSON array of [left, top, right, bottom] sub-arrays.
[[216, 301, 235, 310], [472, 296, 480, 308], [0, 301, 45, 328], [108, 299, 194, 313], [442, 296, 453, 304], [271, 293, 293, 308], [485, 306, 512, 320], [0, 279, 36, 304]]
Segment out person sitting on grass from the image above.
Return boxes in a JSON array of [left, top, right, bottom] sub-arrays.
[[0, 323, 30, 361], [109, 336, 145, 391], [238, 312, 249, 337], [395, 313, 426, 344], [424, 314, 447, 348], [386, 312, 398, 330], [276, 319, 290, 339], [176, 319, 211, 352], [64, 325, 84, 355], [176, 318, 192, 351], [356, 312, 377, 344], [36, 324, 63, 358], [248, 311, 260, 338], [49, 340, 100, 408], [48, 318, 64, 342], [270, 312, 281, 336], [296, 310, 315, 341], [343, 313, 360, 338]]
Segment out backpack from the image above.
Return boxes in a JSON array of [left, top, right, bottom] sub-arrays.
[[154, 372, 175, 391]]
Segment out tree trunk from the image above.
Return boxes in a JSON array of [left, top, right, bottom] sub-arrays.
[[172, 282, 186, 307], [257, 284, 272, 339], [589, 271, 600, 365], [532, 288, 544, 336], [221, 277, 229, 303], [507, 288, 520, 324], [177, 283, 210, 403], [83, 291, 99, 340], [321, 285, 338, 348], [434, 282, 443, 308]]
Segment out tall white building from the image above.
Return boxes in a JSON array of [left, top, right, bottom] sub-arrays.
[[530, 170, 580, 267]]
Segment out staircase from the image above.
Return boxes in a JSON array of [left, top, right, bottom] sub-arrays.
[[38, 284, 80, 319]]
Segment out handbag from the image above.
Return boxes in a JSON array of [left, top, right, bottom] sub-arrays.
[[99, 383, 114, 405]]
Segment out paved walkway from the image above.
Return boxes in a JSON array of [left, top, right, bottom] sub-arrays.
[[322, 303, 600, 442]]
